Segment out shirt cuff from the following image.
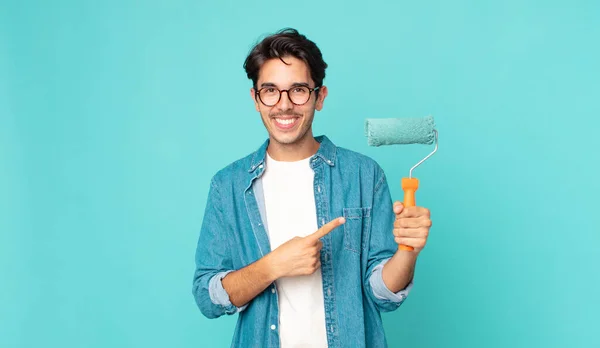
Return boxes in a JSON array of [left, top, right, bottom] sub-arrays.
[[369, 258, 414, 302], [208, 271, 248, 314]]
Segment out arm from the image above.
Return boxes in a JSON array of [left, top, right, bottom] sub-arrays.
[[192, 177, 346, 317], [222, 217, 346, 307], [192, 178, 242, 318], [381, 244, 417, 292], [383, 202, 431, 292], [221, 254, 277, 308], [363, 168, 430, 311], [363, 169, 406, 312]]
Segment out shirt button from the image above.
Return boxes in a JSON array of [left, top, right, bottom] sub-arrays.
[[317, 186, 321, 192], [271, 288, 276, 294], [327, 288, 331, 296], [271, 325, 276, 330], [321, 218, 325, 225], [259, 164, 263, 169]]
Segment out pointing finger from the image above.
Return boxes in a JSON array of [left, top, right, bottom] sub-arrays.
[[309, 217, 346, 241]]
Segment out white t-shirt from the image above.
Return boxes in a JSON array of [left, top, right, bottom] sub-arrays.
[[260, 152, 328, 348]]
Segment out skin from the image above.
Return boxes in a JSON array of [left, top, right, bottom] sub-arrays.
[[251, 56, 326, 161], [221, 56, 432, 307]]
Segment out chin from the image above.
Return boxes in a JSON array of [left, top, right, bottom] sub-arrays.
[[272, 134, 300, 145]]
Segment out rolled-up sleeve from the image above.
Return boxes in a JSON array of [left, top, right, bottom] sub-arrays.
[[369, 258, 413, 302], [208, 271, 248, 313], [192, 177, 247, 318]]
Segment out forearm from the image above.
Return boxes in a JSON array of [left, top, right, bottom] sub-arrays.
[[221, 254, 278, 307], [382, 250, 418, 293]]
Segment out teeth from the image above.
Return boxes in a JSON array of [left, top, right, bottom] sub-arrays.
[[275, 118, 296, 125]]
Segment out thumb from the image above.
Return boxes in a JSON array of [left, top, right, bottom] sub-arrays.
[[393, 201, 404, 215]]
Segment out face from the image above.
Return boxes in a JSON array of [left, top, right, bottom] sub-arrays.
[[250, 56, 327, 147]]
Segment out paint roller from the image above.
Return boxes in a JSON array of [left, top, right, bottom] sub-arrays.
[[365, 116, 438, 251]]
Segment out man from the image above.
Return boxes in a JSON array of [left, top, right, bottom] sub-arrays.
[[192, 28, 432, 348]]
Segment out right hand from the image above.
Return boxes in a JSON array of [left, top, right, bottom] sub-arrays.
[[268, 217, 346, 278]]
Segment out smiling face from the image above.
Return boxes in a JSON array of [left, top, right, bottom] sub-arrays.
[[250, 56, 328, 158]]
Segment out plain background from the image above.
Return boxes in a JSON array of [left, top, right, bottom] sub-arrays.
[[2, 0, 599, 347]]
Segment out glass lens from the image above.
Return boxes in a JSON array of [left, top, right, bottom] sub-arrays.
[[289, 86, 310, 105], [259, 88, 280, 106]]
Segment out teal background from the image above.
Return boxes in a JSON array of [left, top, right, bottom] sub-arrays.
[[2, 0, 599, 347]]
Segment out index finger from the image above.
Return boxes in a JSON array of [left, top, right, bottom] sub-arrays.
[[308, 217, 346, 241]]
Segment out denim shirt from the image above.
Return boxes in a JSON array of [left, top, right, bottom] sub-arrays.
[[192, 135, 413, 348]]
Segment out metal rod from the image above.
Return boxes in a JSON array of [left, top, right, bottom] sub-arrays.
[[409, 129, 438, 179]]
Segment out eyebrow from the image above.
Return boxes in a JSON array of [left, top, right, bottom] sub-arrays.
[[259, 82, 311, 88]]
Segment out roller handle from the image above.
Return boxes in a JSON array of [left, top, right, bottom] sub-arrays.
[[400, 178, 419, 251]]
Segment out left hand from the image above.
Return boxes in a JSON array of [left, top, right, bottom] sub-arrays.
[[392, 202, 432, 253]]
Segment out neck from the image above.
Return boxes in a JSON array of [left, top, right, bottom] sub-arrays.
[[267, 133, 320, 162]]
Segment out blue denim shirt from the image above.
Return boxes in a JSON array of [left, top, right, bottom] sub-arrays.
[[192, 135, 413, 347]]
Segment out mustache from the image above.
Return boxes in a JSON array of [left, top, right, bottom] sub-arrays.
[[270, 111, 302, 118]]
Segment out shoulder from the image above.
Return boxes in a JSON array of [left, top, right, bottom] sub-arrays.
[[206, 137, 269, 187], [335, 145, 384, 174], [334, 144, 391, 195], [210, 152, 254, 187]]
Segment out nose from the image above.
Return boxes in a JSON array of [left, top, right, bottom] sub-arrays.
[[276, 90, 292, 110]]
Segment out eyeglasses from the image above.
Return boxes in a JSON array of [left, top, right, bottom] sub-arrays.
[[255, 86, 320, 107]]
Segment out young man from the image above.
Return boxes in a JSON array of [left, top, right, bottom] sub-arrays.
[[192, 28, 432, 348]]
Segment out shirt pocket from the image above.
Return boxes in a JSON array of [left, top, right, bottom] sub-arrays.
[[343, 207, 371, 254]]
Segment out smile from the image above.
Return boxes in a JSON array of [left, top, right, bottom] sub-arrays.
[[272, 117, 300, 130]]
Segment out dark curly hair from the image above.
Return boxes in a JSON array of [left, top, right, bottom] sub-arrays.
[[243, 28, 328, 90]]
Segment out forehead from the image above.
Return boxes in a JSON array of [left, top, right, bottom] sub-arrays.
[[257, 56, 313, 86]]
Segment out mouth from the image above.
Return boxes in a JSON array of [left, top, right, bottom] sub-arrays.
[[271, 116, 301, 131]]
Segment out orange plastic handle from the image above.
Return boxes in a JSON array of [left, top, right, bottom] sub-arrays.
[[399, 178, 419, 251]]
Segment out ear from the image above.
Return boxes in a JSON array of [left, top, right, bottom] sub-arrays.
[[250, 88, 260, 112], [315, 86, 328, 111]]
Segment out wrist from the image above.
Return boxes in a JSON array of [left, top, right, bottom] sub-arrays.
[[262, 252, 281, 282]]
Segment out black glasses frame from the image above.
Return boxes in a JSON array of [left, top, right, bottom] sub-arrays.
[[255, 86, 320, 107]]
